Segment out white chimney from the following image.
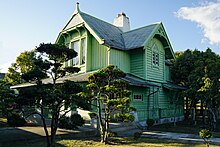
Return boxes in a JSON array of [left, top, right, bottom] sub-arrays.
[[113, 12, 130, 32]]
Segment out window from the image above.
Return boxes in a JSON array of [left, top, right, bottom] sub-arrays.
[[72, 40, 80, 66], [152, 52, 159, 66], [152, 44, 159, 66], [69, 38, 86, 66], [81, 38, 86, 65], [133, 94, 143, 101]]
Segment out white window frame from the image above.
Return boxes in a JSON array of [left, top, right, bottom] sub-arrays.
[[152, 44, 159, 66], [133, 93, 144, 101], [69, 37, 87, 67]]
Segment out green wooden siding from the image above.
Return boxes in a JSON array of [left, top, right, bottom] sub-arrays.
[[130, 87, 148, 121], [109, 49, 130, 73], [56, 25, 183, 122], [130, 49, 145, 78], [145, 38, 165, 82], [130, 86, 183, 121], [87, 34, 108, 71]]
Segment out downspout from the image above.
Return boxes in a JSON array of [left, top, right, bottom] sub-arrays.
[[147, 87, 159, 119]]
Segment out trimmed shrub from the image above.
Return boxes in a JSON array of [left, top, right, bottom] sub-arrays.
[[58, 113, 85, 130], [7, 113, 26, 127], [70, 113, 85, 127], [146, 119, 154, 129], [133, 131, 142, 140]]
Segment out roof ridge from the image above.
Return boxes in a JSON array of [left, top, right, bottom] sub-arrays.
[[80, 12, 123, 33], [124, 22, 160, 34]]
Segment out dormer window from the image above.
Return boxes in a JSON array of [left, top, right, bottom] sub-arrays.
[[69, 37, 86, 66], [152, 44, 159, 66], [72, 40, 80, 66]]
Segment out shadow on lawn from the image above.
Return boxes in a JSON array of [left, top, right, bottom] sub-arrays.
[[0, 126, 97, 147]]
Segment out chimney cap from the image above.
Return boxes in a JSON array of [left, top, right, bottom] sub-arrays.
[[118, 12, 126, 17]]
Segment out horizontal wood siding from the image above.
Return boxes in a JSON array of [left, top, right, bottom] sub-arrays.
[[146, 38, 165, 82], [131, 86, 184, 121], [109, 49, 130, 73], [130, 49, 145, 78], [130, 87, 149, 121]]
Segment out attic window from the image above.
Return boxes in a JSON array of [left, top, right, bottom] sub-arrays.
[[152, 44, 159, 66]]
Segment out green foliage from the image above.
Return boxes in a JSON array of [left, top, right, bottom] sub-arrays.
[[0, 80, 15, 117], [133, 131, 142, 140], [13, 43, 86, 147], [4, 51, 48, 85], [86, 65, 134, 143], [171, 48, 220, 123], [114, 113, 135, 122], [58, 114, 85, 129], [70, 113, 85, 127], [199, 129, 212, 146], [7, 113, 26, 127], [199, 129, 212, 140]]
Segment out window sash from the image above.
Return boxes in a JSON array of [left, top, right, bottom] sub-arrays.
[[81, 38, 86, 65], [72, 40, 80, 66]]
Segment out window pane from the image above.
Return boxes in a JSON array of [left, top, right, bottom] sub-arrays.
[[81, 38, 86, 65], [72, 41, 79, 66]]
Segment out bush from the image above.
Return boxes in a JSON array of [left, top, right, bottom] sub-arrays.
[[70, 113, 85, 127], [133, 131, 142, 140], [7, 113, 26, 127], [146, 119, 154, 129], [88, 112, 97, 118], [58, 116, 72, 129], [59, 113, 85, 129], [199, 129, 212, 147]]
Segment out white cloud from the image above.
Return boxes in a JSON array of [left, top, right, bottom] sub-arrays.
[[176, 1, 220, 44]]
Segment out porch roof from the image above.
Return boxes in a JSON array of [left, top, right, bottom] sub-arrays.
[[11, 72, 158, 89], [122, 74, 159, 88], [163, 82, 187, 90]]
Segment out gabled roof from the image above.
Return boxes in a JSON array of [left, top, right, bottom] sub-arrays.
[[123, 24, 159, 50], [57, 3, 174, 59], [80, 12, 125, 49]]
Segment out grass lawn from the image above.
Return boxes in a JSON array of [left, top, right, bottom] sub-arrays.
[[150, 119, 220, 138], [3, 137, 218, 147]]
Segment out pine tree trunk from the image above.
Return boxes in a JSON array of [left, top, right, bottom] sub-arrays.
[[40, 106, 50, 147], [185, 97, 189, 119], [50, 113, 58, 147]]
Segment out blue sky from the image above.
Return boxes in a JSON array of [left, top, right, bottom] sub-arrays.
[[1, 0, 220, 72]]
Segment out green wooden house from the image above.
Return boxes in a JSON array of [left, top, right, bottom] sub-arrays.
[[55, 3, 185, 125], [11, 3, 185, 125]]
